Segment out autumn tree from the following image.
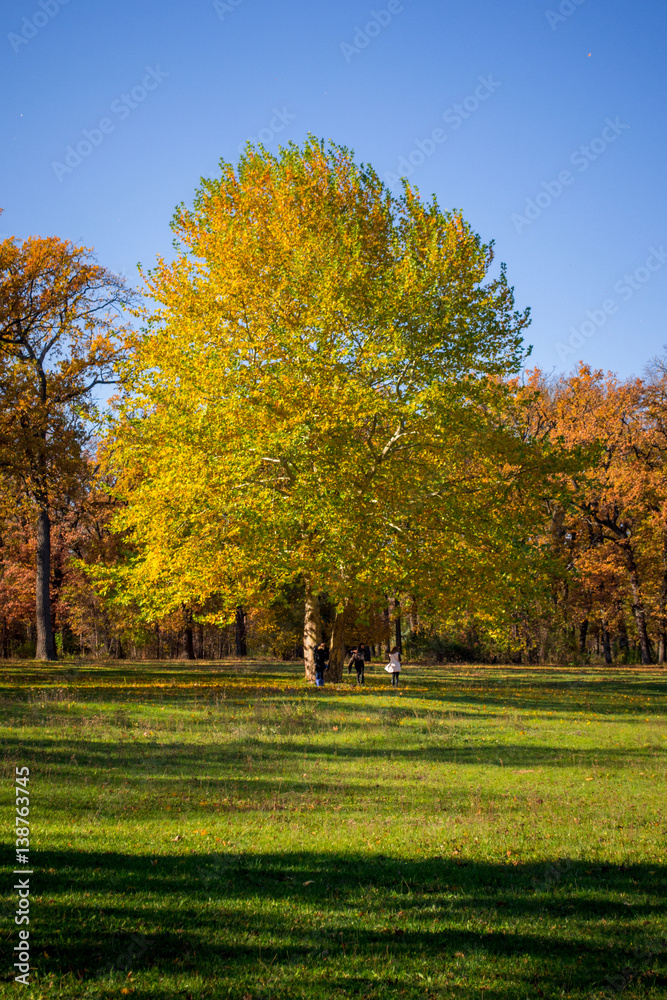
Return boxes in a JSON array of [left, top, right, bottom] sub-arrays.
[[108, 139, 561, 679], [524, 364, 667, 665], [0, 234, 133, 659]]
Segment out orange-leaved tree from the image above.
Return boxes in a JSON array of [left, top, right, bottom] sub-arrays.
[[0, 232, 133, 659], [539, 365, 663, 663]]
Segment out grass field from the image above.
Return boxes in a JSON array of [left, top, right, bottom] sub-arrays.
[[1, 659, 666, 999]]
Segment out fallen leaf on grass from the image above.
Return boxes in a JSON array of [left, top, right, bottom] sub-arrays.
[[303, 880, 314, 885]]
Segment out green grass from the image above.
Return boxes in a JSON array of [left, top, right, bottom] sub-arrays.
[[1, 659, 666, 999]]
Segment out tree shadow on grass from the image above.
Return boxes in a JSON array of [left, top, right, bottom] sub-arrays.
[[3, 662, 666, 720], [3, 734, 664, 781], [27, 849, 667, 999]]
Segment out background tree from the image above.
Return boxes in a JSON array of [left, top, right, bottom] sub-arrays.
[[0, 234, 133, 659]]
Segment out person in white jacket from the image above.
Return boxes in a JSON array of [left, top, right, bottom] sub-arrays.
[[385, 646, 401, 688]]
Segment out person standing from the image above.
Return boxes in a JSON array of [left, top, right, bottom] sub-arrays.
[[385, 646, 401, 688], [314, 642, 329, 687], [347, 647, 366, 685]]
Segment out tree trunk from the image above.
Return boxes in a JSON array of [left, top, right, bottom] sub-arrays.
[[303, 583, 321, 681], [622, 543, 652, 664], [235, 606, 247, 657], [197, 623, 205, 659], [394, 597, 402, 654], [383, 601, 391, 657], [578, 619, 589, 656], [181, 606, 195, 660], [327, 603, 350, 683], [601, 619, 612, 665], [155, 623, 160, 660], [35, 507, 56, 660]]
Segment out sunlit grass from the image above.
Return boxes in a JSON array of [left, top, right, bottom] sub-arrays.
[[1, 660, 666, 998]]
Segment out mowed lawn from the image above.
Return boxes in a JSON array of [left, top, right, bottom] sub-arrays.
[[1, 660, 666, 999]]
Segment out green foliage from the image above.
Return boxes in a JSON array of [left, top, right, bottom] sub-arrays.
[[108, 139, 553, 639], [405, 629, 477, 663]]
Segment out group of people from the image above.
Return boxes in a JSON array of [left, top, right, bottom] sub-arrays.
[[313, 643, 402, 688]]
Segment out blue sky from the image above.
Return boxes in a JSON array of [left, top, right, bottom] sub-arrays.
[[1, 0, 665, 377]]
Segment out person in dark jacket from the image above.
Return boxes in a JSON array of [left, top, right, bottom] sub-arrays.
[[314, 643, 328, 687], [347, 647, 366, 685]]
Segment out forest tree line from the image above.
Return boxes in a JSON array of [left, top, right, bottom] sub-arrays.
[[1, 141, 666, 675]]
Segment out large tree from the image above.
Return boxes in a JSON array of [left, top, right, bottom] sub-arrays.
[[110, 139, 551, 678], [0, 234, 132, 659]]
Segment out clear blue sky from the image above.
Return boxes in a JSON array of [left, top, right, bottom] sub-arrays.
[[2, 0, 665, 377]]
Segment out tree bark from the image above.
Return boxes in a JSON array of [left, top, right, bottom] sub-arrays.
[[235, 606, 247, 657], [618, 616, 630, 660], [394, 597, 402, 654], [327, 603, 350, 683], [383, 601, 391, 657], [35, 507, 56, 660], [181, 606, 195, 660], [578, 619, 589, 656], [622, 543, 652, 664], [601, 619, 612, 665], [303, 583, 321, 681]]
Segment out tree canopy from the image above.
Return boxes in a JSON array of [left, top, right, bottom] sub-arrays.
[[107, 139, 559, 676], [0, 232, 132, 659]]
